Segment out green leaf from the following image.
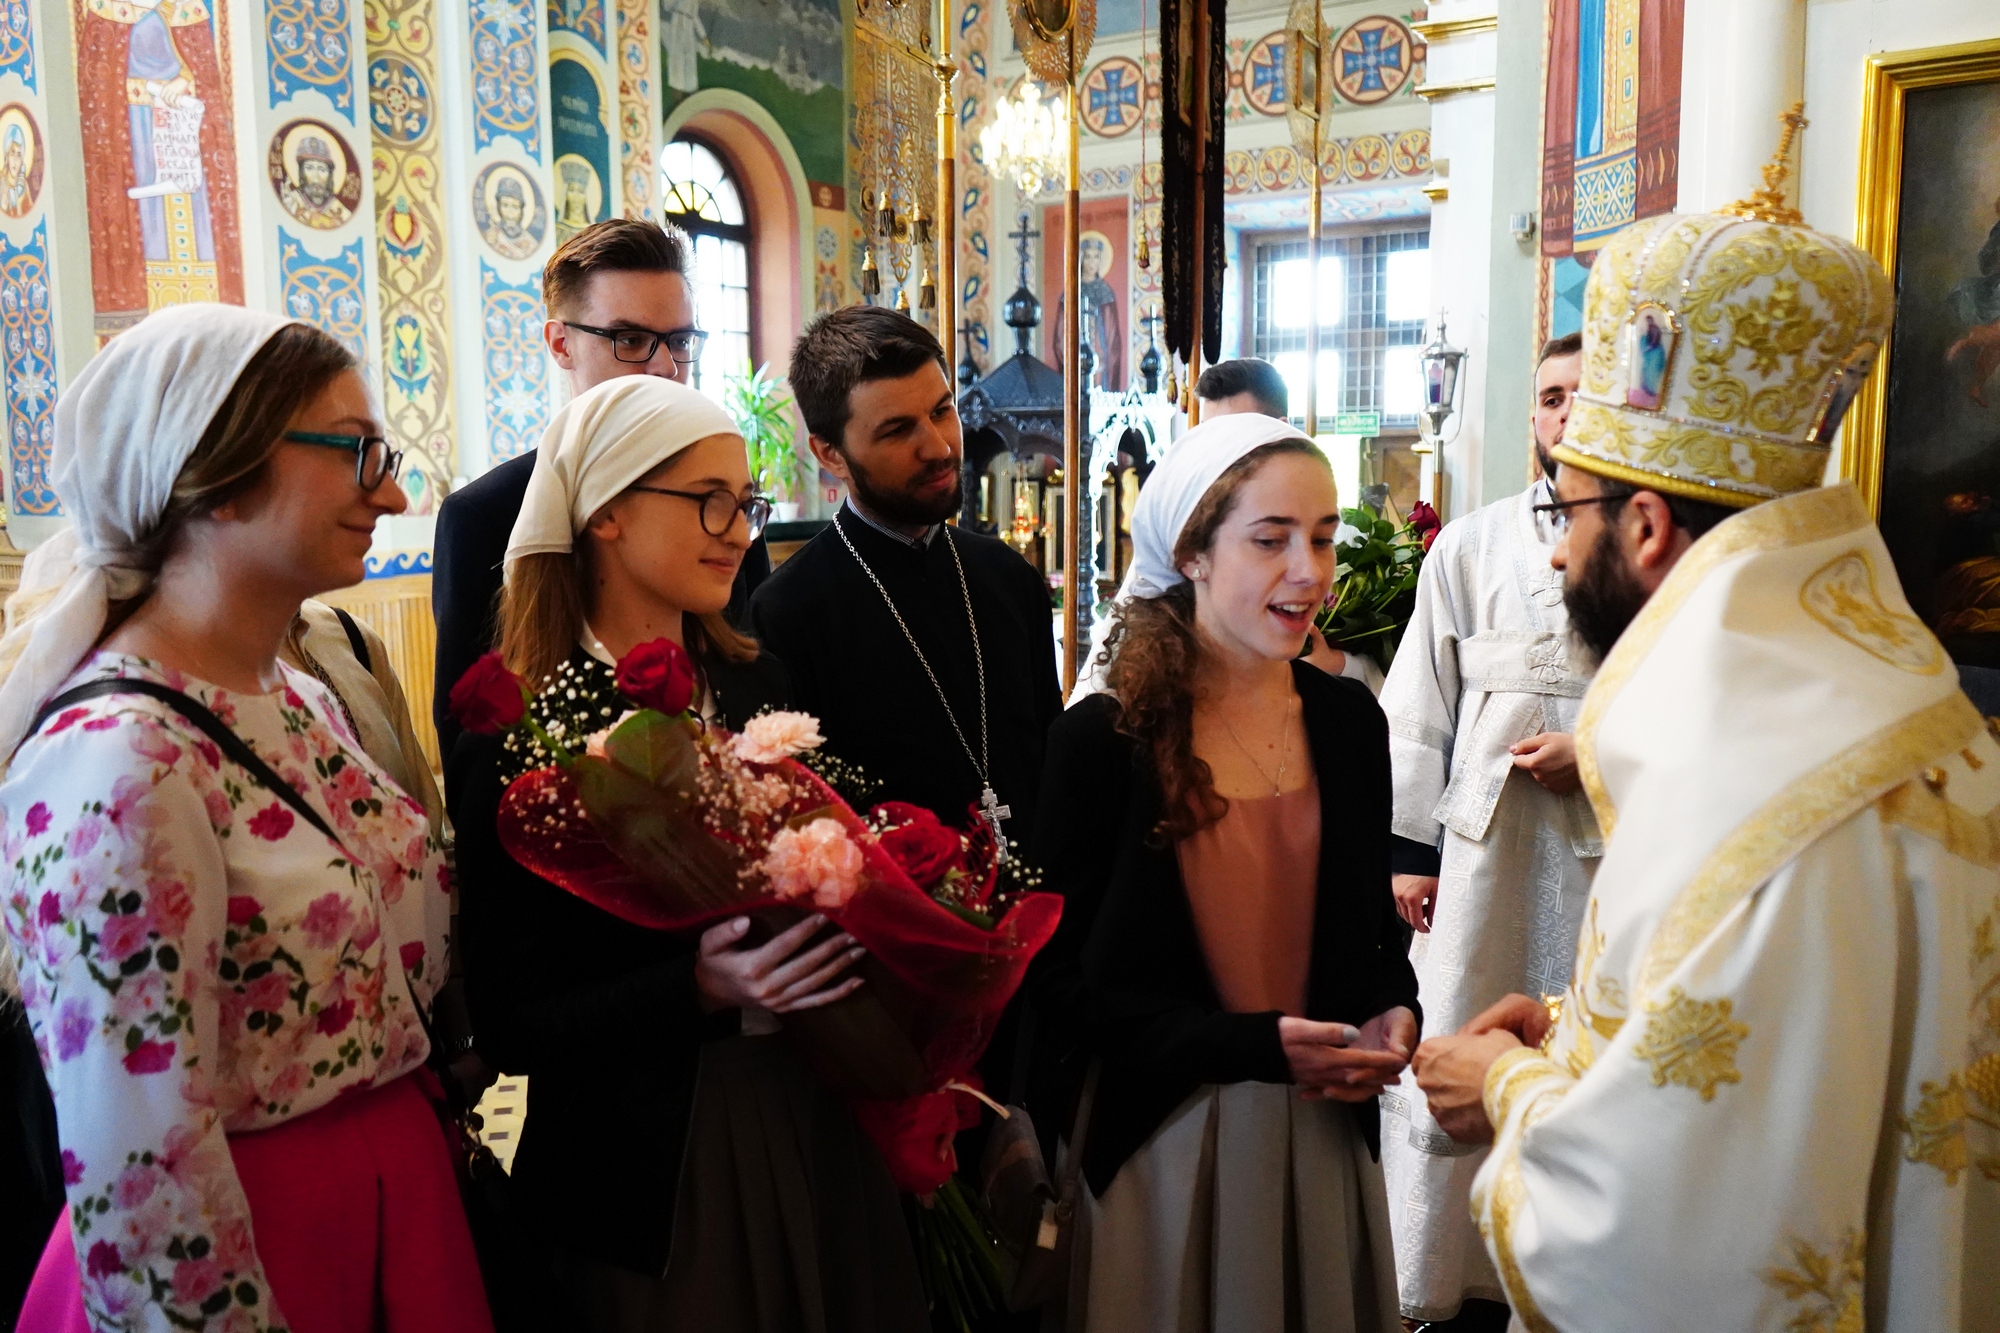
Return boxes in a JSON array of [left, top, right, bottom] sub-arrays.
[[603, 711, 701, 792]]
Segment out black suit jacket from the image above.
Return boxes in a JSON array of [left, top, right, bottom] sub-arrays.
[[1028, 663, 1421, 1196], [430, 450, 771, 756], [446, 648, 791, 1276]]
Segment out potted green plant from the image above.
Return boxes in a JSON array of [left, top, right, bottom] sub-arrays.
[[723, 363, 807, 520]]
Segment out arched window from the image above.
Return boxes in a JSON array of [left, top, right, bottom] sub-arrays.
[[661, 137, 752, 401]]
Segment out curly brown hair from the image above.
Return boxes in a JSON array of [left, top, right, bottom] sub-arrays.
[[1099, 439, 1327, 842]]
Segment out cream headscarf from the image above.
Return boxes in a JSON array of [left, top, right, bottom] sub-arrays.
[[1070, 412, 1314, 701], [0, 303, 298, 759], [504, 374, 744, 570]]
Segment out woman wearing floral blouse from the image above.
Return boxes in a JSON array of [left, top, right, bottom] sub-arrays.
[[0, 305, 491, 1332]]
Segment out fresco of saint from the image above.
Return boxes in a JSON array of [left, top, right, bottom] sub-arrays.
[[75, 0, 244, 334]]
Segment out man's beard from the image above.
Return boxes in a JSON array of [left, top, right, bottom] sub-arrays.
[[1563, 519, 1650, 665], [846, 453, 964, 528], [1536, 441, 1557, 480]]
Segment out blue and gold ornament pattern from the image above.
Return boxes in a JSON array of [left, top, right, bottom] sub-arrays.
[[1, 220, 54, 516], [267, 0, 358, 118]]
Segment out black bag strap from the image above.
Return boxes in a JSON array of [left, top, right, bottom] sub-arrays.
[[330, 606, 372, 674], [33, 678, 345, 851], [29, 678, 445, 1048]]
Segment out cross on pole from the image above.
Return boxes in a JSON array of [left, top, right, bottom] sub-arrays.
[[1008, 210, 1041, 293]]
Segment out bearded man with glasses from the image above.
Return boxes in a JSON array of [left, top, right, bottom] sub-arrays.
[[430, 219, 772, 759], [1373, 332, 1604, 1333]]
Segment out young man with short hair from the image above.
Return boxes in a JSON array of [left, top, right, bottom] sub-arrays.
[[1195, 356, 1290, 421], [1375, 331, 1600, 1331], [751, 305, 1061, 855], [430, 218, 769, 756]]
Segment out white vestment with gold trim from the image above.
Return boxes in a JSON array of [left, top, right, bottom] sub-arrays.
[[1471, 484, 2000, 1332], [1377, 483, 1602, 1321]]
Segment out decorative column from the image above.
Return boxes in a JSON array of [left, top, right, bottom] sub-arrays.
[[612, 0, 657, 218], [0, 0, 66, 542], [438, 0, 554, 480], [366, 0, 456, 510], [1675, 0, 1804, 213], [247, 0, 378, 365]]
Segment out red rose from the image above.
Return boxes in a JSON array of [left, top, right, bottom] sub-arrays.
[[1407, 500, 1441, 540], [615, 638, 697, 716], [873, 802, 965, 890], [449, 652, 528, 735], [848, 1086, 981, 1195]]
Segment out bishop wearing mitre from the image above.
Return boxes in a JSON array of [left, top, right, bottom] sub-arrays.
[[1413, 130, 1998, 1330]]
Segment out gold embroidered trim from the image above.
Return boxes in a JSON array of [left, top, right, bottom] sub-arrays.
[[1483, 1092, 1570, 1333], [1483, 1046, 1565, 1130], [1798, 550, 1946, 676], [1629, 987, 1749, 1100], [1878, 780, 2000, 868], [1575, 484, 1871, 836], [1765, 1227, 1866, 1333], [1633, 691, 1982, 1002]]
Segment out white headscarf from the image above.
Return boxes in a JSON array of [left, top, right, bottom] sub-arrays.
[[1070, 412, 1314, 701], [504, 374, 743, 569], [0, 303, 297, 758]]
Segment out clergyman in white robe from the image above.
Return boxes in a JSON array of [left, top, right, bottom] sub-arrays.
[[1471, 482, 1999, 1330], [1375, 479, 1601, 1322]]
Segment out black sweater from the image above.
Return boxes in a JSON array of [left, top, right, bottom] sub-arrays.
[[748, 512, 1062, 855], [445, 647, 790, 1276], [1028, 662, 1421, 1196]]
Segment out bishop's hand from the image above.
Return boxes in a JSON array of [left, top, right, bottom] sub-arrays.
[[1413, 1027, 1525, 1144]]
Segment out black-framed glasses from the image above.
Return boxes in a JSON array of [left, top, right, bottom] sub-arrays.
[[1531, 493, 1629, 538], [283, 430, 405, 491], [564, 321, 708, 365], [630, 485, 773, 540]]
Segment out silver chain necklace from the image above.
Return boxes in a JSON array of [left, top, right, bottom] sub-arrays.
[[833, 513, 1012, 852]]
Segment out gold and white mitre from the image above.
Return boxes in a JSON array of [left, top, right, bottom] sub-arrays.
[[1469, 117, 2000, 1333], [1551, 117, 1893, 506]]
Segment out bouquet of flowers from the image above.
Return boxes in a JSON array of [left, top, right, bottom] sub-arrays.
[[450, 640, 1062, 1328], [1316, 497, 1439, 671]]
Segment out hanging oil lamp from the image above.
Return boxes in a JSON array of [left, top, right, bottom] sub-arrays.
[[1136, 233, 1151, 271]]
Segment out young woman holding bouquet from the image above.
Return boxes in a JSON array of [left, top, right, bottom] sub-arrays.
[[1033, 413, 1420, 1332], [0, 305, 489, 1331], [445, 375, 928, 1332]]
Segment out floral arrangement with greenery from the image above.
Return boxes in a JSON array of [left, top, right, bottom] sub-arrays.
[[1315, 497, 1440, 672]]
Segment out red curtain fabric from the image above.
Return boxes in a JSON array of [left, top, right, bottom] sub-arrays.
[[1636, 0, 1686, 219], [1540, 0, 1581, 258]]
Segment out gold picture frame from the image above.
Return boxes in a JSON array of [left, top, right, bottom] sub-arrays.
[[1844, 36, 2000, 515]]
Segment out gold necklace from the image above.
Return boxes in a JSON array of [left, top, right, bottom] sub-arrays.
[[1218, 703, 1291, 797]]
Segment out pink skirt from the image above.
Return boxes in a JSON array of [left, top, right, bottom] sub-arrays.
[[19, 1071, 494, 1333]]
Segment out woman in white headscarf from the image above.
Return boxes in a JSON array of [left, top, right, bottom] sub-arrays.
[[0, 305, 490, 1332], [444, 375, 927, 1333], [1027, 415, 1418, 1332]]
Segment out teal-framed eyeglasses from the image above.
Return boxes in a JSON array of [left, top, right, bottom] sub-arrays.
[[283, 431, 406, 491]]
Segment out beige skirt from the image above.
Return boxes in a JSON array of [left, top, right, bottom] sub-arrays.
[[1068, 1082, 1402, 1333]]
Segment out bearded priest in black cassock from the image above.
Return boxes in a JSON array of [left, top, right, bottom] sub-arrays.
[[752, 308, 1061, 859]]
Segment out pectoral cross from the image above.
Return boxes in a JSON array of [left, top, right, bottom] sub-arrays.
[[980, 784, 1013, 861]]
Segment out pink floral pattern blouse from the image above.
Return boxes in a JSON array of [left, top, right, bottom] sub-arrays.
[[1, 653, 449, 1331]]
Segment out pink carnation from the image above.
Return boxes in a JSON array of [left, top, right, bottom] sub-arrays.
[[760, 818, 865, 911], [731, 711, 826, 766]]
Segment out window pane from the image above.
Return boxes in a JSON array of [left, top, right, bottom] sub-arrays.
[[711, 176, 745, 226], [1269, 256, 1342, 330], [1382, 345, 1423, 419], [1385, 248, 1430, 324], [1271, 349, 1339, 426]]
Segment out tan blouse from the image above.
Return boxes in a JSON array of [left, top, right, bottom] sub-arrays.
[[1175, 777, 1322, 1017]]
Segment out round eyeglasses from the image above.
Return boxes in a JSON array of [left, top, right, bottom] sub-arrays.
[[563, 322, 709, 365], [630, 485, 773, 540], [283, 430, 406, 492], [1530, 493, 1629, 540]]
